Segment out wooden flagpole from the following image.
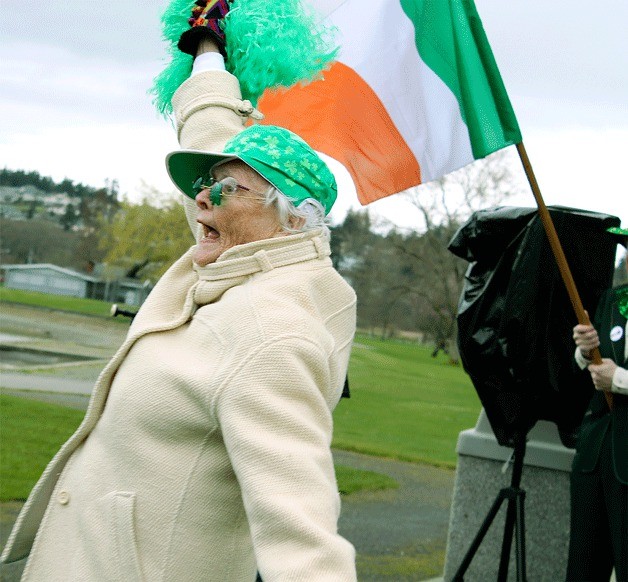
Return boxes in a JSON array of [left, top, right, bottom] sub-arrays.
[[515, 142, 613, 409]]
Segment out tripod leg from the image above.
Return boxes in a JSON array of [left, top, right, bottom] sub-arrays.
[[497, 435, 527, 581], [452, 491, 507, 581], [453, 436, 528, 581], [514, 491, 526, 582], [497, 492, 517, 581]]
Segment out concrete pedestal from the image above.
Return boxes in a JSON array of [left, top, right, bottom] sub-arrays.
[[443, 410, 574, 581]]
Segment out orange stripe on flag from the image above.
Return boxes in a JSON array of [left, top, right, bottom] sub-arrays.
[[256, 62, 422, 205]]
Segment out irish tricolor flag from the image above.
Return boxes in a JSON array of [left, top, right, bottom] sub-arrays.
[[257, 0, 522, 204]]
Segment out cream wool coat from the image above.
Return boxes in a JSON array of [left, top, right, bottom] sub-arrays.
[[2, 70, 358, 581]]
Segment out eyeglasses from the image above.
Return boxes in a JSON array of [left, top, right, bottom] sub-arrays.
[[192, 175, 268, 206]]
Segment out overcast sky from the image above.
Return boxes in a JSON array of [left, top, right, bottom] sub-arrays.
[[1, 0, 627, 234]]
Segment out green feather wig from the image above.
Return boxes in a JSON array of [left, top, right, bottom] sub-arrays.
[[150, 0, 338, 118]]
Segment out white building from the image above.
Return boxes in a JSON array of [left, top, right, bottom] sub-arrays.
[[1, 263, 151, 306]]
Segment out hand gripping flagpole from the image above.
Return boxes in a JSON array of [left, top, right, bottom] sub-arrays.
[[515, 141, 614, 410]]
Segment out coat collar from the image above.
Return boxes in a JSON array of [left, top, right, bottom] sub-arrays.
[[193, 230, 330, 281], [192, 230, 330, 305], [130, 229, 331, 338]]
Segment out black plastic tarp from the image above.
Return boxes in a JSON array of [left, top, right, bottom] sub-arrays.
[[449, 206, 620, 447]]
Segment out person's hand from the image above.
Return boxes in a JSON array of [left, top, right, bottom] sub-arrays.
[[178, 0, 230, 57], [573, 323, 600, 360], [588, 359, 618, 392]]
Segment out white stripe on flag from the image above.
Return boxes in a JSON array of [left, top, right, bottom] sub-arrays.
[[330, 0, 474, 181]]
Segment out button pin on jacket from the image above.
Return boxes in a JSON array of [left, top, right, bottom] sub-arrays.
[[610, 325, 623, 342]]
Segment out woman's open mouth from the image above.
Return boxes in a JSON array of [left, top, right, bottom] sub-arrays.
[[201, 223, 219, 240]]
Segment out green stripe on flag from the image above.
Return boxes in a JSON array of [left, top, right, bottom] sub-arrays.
[[400, 0, 522, 159]]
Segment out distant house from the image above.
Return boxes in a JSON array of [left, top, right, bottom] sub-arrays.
[[1, 263, 152, 306]]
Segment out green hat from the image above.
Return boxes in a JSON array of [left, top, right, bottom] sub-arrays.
[[166, 125, 337, 214], [607, 226, 628, 247], [607, 226, 628, 238]]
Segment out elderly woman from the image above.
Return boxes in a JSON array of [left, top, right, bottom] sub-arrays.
[[1, 37, 357, 581]]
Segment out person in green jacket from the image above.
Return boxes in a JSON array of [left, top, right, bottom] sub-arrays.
[[567, 227, 628, 582]]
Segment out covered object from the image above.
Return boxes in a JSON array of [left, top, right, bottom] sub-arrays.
[[449, 206, 620, 447]]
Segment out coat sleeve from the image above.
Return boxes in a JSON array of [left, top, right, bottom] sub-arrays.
[[593, 292, 628, 394], [612, 366, 628, 395], [213, 336, 357, 582], [171, 70, 261, 240]]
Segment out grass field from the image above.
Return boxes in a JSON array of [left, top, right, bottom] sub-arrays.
[[335, 336, 481, 466], [0, 394, 397, 501], [0, 287, 133, 319], [0, 395, 85, 500]]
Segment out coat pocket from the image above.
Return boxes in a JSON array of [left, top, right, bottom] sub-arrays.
[[106, 492, 145, 582]]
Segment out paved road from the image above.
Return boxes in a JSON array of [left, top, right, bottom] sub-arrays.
[[0, 303, 128, 352], [0, 372, 94, 395]]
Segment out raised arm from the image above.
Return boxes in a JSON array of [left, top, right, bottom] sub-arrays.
[[171, 35, 263, 239]]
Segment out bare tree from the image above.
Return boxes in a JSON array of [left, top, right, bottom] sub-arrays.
[[405, 148, 527, 231], [392, 148, 527, 359]]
